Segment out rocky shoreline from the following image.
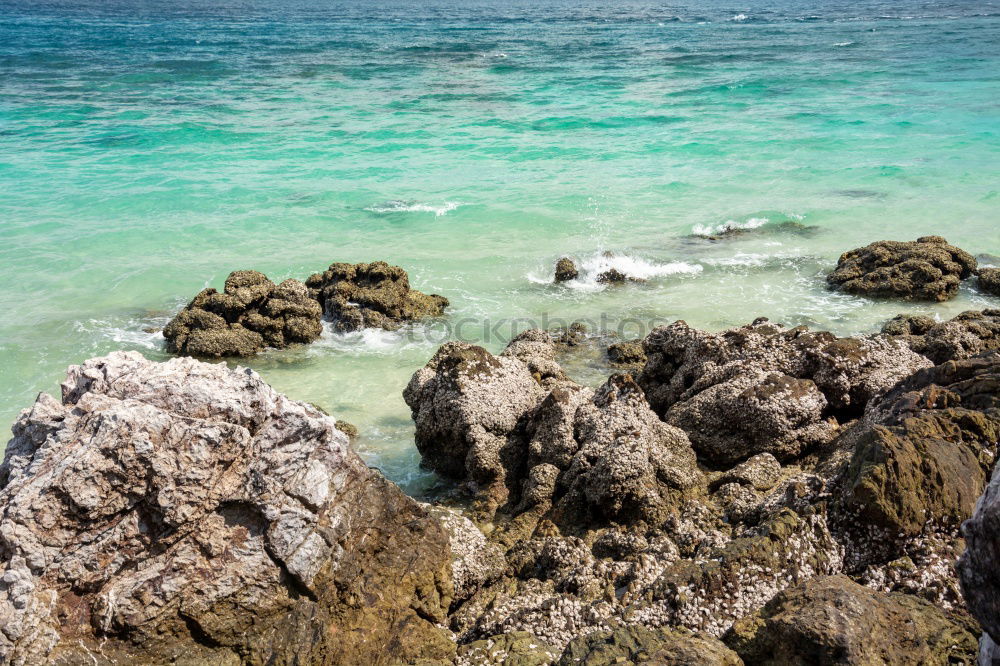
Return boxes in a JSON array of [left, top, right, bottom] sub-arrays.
[[3, 237, 1000, 664]]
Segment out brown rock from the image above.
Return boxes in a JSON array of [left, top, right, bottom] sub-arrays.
[[979, 267, 1000, 296], [725, 575, 978, 665], [306, 261, 448, 332], [555, 257, 579, 282], [826, 236, 977, 301], [164, 270, 322, 357], [883, 309, 1000, 363]]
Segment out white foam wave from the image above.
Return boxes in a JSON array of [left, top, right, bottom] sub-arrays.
[[364, 200, 462, 217], [692, 217, 769, 237], [833, 41, 856, 47], [74, 318, 165, 350], [535, 252, 703, 291], [731, 13, 749, 22], [310, 320, 438, 355]]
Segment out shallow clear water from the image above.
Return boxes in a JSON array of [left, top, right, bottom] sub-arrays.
[[2, 0, 999, 493]]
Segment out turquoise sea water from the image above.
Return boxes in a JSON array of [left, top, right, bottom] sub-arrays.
[[2, 0, 999, 493]]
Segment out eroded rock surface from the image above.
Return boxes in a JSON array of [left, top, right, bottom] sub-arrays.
[[835, 350, 1000, 606], [406, 324, 991, 663], [306, 260, 448, 332], [979, 267, 1000, 296], [883, 309, 1000, 364], [638, 319, 929, 466], [404, 332, 702, 523], [0, 352, 454, 665], [726, 575, 979, 665], [164, 270, 322, 357], [826, 236, 977, 301]]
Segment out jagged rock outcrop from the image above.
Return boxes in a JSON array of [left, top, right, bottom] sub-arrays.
[[725, 575, 979, 664], [979, 267, 1000, 296], [834, 351, 1000, 606], [826, 236, 977, 301], [959, 437, 1000, 655], [554, 258, 579, 283], [883, 309, 1000, 364], [404, 324, 991, 663], [638, 319, 930, 466], [404, 332, 703, 523], [306, 261, 448, 332], [0, 352, 454, 665], [164, 270, 322, 357]]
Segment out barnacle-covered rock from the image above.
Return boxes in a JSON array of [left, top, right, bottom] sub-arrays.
[[883, 309, 1000, 363], [638, 319, 929, 466]]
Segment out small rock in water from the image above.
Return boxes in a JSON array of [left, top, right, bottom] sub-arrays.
[[596, 268, 646, 284], [606, 338, 646, 369], [979, 267, 1000, 296], [554, 257, 579, 282]]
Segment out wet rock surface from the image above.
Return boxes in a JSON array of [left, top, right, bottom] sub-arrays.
[[306, 260, 448, 332], [163, 270, 322, 357], [826, 236, 977, 301], [606, 338, 646, 371], [554, 257, 579, 283], [0, 352, 454, 665]]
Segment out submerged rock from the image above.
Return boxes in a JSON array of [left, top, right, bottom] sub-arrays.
[[163, 270, 322, 357], [606, 338, 647, 370], [883, 309, 1000, 364], [826, 236, 977, 301], [306, 260, 448, 332], [979, 267, 1000, 296], [596, 268, 646, 284], [554, 257, 579, 283], [726, 575, 978, 664], [0, 352, 454, 664], [638, 319, 929, 466]]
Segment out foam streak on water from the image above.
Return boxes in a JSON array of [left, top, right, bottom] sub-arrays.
[[1, 0, 999, 493]]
